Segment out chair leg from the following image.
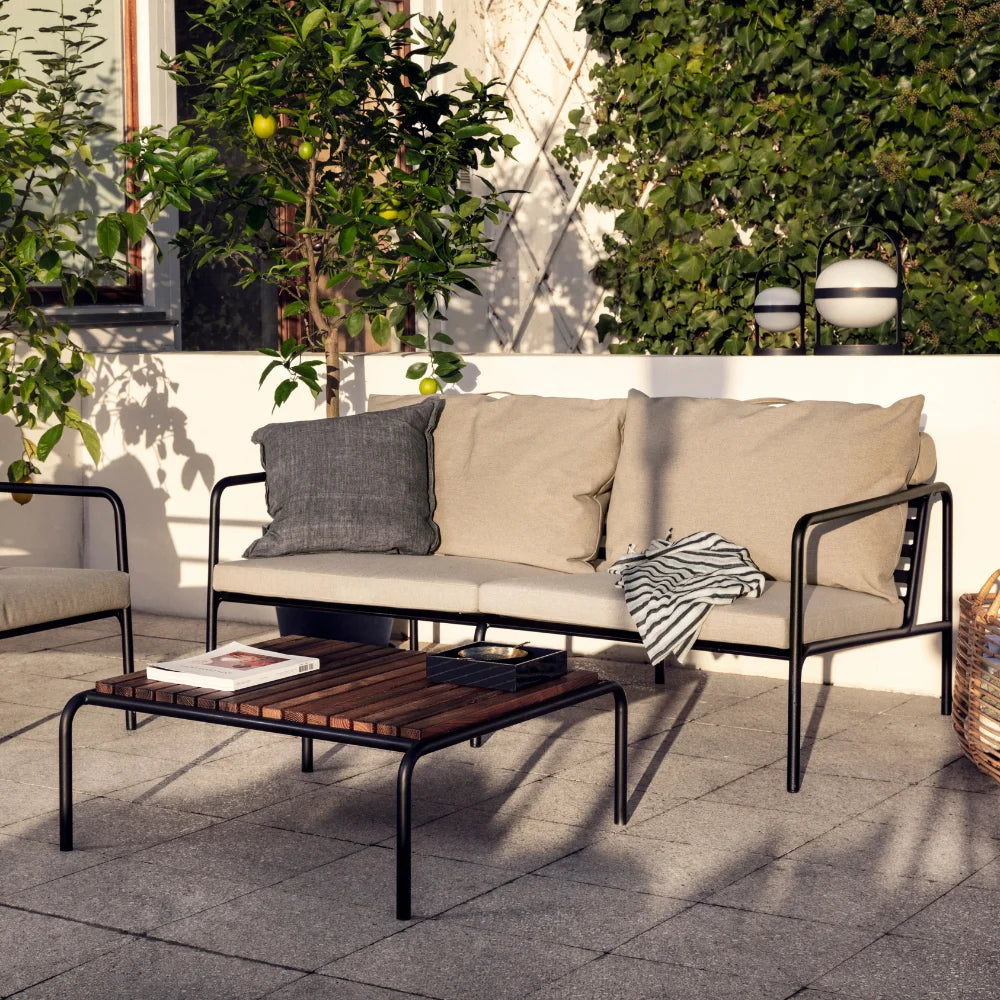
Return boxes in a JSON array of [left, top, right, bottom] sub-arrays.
[[786, 651, 803, 793], [120, 607, 137, 732], [409, 618, 419, 651], [941, 625, 953, 716]]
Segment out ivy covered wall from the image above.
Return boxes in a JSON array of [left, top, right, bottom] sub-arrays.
[[557, 0, 1000, 354]]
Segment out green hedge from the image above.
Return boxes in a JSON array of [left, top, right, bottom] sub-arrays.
[[557, 0, 1000, 354]]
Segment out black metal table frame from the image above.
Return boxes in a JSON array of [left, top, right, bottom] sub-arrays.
[[59, 680, 628, 919]]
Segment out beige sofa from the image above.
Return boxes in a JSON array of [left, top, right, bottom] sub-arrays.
[[207, 391, 953, 791]]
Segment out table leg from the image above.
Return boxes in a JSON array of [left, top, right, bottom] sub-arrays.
[[396, 748, 418, 920], [613, 685, 628, 825], [301, 737, 314, 773], [59, 692, 88, 851]]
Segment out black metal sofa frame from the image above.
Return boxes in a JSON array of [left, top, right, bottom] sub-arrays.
[[207, 472, 953, 792]]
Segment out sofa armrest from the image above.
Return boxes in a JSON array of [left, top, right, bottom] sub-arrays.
[[789, 481, 953, 650], [207, 471, 267, 572], [0, 481, 130, 573]]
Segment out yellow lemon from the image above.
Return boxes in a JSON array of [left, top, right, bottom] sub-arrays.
[[418, 377, 439, 395], [252, 113, 277, 139], [298, 140, 315, 160]]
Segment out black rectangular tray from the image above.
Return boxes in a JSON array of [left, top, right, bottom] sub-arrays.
[[426, 643, 568, 691]]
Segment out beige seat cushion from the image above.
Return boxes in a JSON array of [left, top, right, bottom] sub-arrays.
[[213, 552, 557, 615], [0, 567, 130, 631], [477, 571, 904, 649], [368, 393, 626, 573], [605, 392, 924, 601]]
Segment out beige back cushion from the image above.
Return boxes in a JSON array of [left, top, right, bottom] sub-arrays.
[[368, 393, 626, 573], [604, 392, 925, 601]]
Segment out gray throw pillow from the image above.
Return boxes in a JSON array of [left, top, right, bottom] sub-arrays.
[[244, 398, 444, 558]]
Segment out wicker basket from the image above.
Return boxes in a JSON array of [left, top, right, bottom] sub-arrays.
[[954, 570, 1000, 782]]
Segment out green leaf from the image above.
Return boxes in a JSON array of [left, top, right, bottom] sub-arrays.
[[119, 212, 148, 244], [346, 310, 366, 337], [36, 425, 63, 462], [300, 6, 327, 40], [405, 362, 428, 379], [339, 225, 357, 253], [96, 217, 124, 258], [370, 314, 391, 345], [273, 379, 297, 409], [77, 423, 101, 466]]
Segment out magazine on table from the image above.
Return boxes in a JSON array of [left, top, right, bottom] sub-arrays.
[[146, 641, 320, 691]]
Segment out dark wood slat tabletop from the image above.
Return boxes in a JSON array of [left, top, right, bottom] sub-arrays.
[[95, 637, 602, 741]]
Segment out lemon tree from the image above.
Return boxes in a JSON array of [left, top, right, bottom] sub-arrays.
[[0, 1, 155, 484], [121, 0, 517, 413]]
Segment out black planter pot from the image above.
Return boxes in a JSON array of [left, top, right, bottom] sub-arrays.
[[275, 605, 393, 646]]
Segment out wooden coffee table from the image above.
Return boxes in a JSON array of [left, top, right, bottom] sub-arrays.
[[58, 636, 627, 918]]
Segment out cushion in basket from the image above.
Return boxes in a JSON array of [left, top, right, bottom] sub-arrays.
[[604, 391, 924, 601], [368, 393, 626, 573], [244, 398, 444, 558]]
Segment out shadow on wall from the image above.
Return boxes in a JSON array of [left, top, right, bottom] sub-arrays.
[[85, 451, 182, 596], [89, 354, 215, 492]]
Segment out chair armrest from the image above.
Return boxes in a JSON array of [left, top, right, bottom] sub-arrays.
[[789, 481, 953, 648], [0, 481, 130, 572], [207, 471, 267, 571]]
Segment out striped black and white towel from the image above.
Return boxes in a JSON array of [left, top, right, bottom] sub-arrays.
[[610, 531, 765, 664]]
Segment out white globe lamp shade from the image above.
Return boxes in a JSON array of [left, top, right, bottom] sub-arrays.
[[815, 258, 898, 328], [753, 286, 802, 333]]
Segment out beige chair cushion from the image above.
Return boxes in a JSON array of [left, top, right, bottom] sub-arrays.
[[369, 393, 626, 573], [477, 571, 904, 649], [213, 552, 557, 615], [605, 392, 924, 601], [912, 432, 937, 484], [0, 567, 130, 631]]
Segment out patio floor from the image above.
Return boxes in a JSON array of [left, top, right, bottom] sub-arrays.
[[1, 614, 998, 999]]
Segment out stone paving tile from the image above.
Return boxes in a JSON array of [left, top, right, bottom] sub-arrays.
[[616, 901, 880, 985], [538, 834, 770, 900], [338, 756, 544, 806], [274, 740, 404, 786], [408, 806, 599, 873], [0, 700, 56, 740], [130, 817, 363, 884], [244, 783, 454, 846], [14, 701, 135, 747], [129, 613, 267, 643], [814, 933, 1000, 999], [701, 763, 906, 818], [442, 872, 688, 951], [12, 937, 300, 1000], [631, 721, 789, 766], [831, 710, 961, 755], [0, 623, 118, 654], [321, 920, 599, 1000], [92, 715, 277, 765], [107, 753, 319, 820], [785, 817, 1000, 883], [1, 794, 218, 852], [528, 953, 797, 1000], [277, 844, 513, 918], [708, 857, 949, 931], [0, 669, 95, 709], [435, 727, 611, 775], [624, 797, 843, 856], [56, 634, 203, 663], [692, 690, 880, 740], [473, 773, 679, 831], [855, 783, 1000, 835], [266, 977, 425, 1000], [0, 648, 124, 680], [0, 903, 128, 997], [0, 831, 119, 892], [2, 856, 258, 933], [0, 736, 181, 794], [154, 885, 403, 969], [920, 754, 1000, 793], [893, 884, 1000, 951], [965, 855, 1000, 891], [0, 776, 72, 827], [556, 744, 755, 799], [797, 733, 960, 783]]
